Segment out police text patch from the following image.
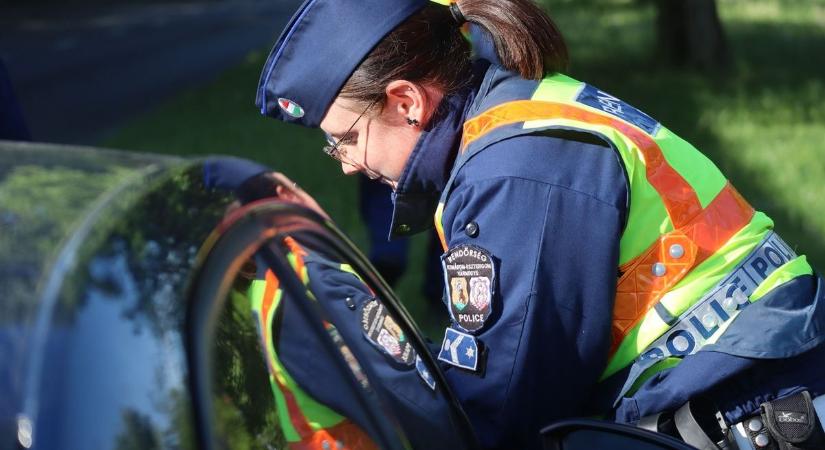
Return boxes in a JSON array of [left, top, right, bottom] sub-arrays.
[[576, 84, 661, 136], [442, 244, 495, 333], [360, 299, 415, 366]]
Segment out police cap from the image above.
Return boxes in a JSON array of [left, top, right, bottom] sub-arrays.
[[256, 0, 431, 128]]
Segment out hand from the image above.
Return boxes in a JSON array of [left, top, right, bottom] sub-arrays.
[[270, 172, 330, 220]]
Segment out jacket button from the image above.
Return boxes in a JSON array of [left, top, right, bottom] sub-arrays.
[[345, 297, 356, 310], [652, 262, 667, 277], [396, 224, 410, 234], [754, 433, 770, 447], [464, 221, 479, 238]]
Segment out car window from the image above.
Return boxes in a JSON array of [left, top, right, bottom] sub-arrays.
[[210, 265, 287, 449], [197, 201, 477, 450]]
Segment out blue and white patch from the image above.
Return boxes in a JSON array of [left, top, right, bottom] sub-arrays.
[[438, 327, 479, 371], [576, 84, 661, 136], [415, 355, 436, 391]]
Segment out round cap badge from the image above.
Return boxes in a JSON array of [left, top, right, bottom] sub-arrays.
[[278, 98, 305, 118], [442, 244, 495, 332], [360, 299, 415, 366]]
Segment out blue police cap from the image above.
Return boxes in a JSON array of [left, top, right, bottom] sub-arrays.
[[256, 0, 431, 128]]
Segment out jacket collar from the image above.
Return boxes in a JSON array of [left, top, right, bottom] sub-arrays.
[[388, 63, 487, 239]]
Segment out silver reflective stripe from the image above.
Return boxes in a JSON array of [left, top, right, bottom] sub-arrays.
[[615, 232, 797, 404], [814, 395, 825, 433], [732, 422, 756, 450]]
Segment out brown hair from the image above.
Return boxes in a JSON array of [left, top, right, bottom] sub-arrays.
[[339, 0, 568, 106]]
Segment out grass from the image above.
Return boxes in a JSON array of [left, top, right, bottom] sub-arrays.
[[104, 0, 825, 337]]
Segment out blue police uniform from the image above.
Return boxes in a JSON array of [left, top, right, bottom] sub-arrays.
[[203, 157, 464, 449], [254, 1, 825, 448], [388, 62, 825, 448]]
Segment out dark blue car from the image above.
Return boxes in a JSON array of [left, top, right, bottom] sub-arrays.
[[0, 141, 692, 450]]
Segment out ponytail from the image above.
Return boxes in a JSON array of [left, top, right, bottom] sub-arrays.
[[339, 0, 568, 106], [457, 0, 568, 79]]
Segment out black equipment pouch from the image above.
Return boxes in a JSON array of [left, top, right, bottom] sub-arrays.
[[760, 391, 825, 450]]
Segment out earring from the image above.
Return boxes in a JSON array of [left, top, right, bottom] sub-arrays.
[[406, 118, 420, 127]]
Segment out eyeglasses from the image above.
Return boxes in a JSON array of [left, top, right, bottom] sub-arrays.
[[322, 97, 381, 177]]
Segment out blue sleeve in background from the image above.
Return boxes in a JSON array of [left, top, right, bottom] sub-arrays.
[[202, 157, 270, 192], [0, 58, 31, 141]]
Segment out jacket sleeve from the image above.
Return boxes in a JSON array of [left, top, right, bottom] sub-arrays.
[[438, 134, 627, 448]]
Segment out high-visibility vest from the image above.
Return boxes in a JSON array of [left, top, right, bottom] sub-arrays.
[[434, 72, 813, 396], [248, 238, 378, 450]]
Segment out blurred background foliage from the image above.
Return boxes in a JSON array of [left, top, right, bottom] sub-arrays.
[[102, 0, 825, 333]]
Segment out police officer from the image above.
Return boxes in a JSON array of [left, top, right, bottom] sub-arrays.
[[203, 157, 465, 450], [255, 1, 825, 448]]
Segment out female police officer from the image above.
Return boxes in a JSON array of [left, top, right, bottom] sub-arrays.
[[255, 0, 825, 448]]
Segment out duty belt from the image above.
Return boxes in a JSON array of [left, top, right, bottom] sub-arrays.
[[615, 231, 798, 404], [638, 391, 825, 450]]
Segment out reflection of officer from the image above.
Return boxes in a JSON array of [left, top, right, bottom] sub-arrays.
[[203, 158, 463, 450], [254, 1, 825, 449]]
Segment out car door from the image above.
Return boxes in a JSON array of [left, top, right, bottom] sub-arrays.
[[188, 198, 479, 450]]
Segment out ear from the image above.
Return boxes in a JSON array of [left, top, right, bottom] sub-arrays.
[[384, 80, 442, 127]]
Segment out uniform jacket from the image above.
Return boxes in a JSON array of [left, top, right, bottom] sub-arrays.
[[390, 62, 825, 449]]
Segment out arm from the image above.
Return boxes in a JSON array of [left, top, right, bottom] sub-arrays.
[[438, 135, 627, 448]]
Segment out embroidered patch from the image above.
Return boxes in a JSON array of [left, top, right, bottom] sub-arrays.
[[278, 98, 305, 118], [442, 244, 495, 332], [360, 299, 415, 366], [438, 327, 479, 371], [575, 84, 660, 136], [415, 355, 436, 391]]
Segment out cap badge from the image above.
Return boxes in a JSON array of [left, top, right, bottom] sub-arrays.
[[278, 98, 305, 118]]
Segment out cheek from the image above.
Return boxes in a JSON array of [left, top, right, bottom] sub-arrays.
[[371, 126, 419, 172]]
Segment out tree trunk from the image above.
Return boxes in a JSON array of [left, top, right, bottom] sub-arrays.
[[654, 0, 731, 70]]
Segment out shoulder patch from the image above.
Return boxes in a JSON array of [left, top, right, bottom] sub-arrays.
[[575, 84, 660, 136], [360, 299, 415, 366], [442, 244, 495, 333]]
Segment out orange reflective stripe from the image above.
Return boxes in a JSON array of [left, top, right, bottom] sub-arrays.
[[284, 236, 308, 277], [289, 420, 379, 450], [261, 269, 279, 350], [461, 100, 703, 228], [610, 183, 754, 354]]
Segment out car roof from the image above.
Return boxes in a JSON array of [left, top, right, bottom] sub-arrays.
[[0, 141, 184, 321]]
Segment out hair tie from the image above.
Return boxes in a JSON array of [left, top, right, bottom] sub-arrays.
[[449, 3, 466, 25]]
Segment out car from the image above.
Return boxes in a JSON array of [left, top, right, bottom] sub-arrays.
[[0, 141, 694, 450]]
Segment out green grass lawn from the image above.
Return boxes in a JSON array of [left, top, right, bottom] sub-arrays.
[[105, 0, 825, 336]]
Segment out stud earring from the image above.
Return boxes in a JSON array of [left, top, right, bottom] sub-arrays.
[[406, 118, 420, 127]]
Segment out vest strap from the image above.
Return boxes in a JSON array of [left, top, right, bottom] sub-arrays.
[[461, 99, 703, 229], [612, 183, 754, 354]]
